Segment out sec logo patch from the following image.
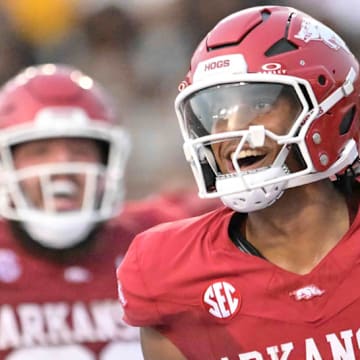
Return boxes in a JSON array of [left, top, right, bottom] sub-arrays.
[[202, 281, 241, 319]]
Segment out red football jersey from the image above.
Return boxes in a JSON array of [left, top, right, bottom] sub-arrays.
[[118, 206, 360, 360], [0, 191, 212, 360]]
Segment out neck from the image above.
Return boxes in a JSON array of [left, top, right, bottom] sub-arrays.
[[245, 180, 350, 274]]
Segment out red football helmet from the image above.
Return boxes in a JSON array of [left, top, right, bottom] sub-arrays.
[[0, 64, 130, 248], [175, 6, 360, 212]]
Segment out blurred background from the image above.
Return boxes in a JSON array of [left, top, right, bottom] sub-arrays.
[[0, 0, 359, 200]]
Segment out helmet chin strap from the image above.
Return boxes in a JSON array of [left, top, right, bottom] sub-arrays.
[[216, 125, 291, 212], [20, 212, 97, 249], [217, 164, 289, 212]]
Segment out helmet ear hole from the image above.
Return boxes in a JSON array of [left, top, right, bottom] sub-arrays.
[[339, 106, 356, 135], [318, 75, 327, 86]]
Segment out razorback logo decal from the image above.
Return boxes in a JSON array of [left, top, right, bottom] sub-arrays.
[[294, 17, 350, 53], [290, 284, 325, 301]]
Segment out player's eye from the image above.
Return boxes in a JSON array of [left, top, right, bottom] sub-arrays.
[[252, 98, 274, 114]]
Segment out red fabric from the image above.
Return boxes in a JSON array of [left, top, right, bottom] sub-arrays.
[[118, 206, 360, 359], [0, 191, 210, 359]]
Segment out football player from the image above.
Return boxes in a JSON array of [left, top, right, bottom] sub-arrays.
[[117, 6, 360, 359], [0, 63, 217, 359]]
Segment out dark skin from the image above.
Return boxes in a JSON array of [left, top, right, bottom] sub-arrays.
[[211, 95, 301, 174], [245, 180, 349, 275]]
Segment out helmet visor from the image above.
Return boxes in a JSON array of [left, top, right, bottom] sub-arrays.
[[180, 83, 303, 138]]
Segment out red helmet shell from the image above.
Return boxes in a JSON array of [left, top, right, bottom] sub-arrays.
[[0, 64, 115, 130], [181, 6, 360, 172]]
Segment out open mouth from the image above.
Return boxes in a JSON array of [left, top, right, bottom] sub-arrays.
[[237, 155, 266, 167], [52, 180, 78, 197], [228, 149, 267, 172], [50, 180, 80, 211]]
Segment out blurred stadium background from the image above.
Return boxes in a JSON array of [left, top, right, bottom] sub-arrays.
[[0, 0, 358, 200]]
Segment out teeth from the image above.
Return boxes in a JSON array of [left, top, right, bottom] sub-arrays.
[[231, 150, 265, 159], [50, 180, 78, 197]]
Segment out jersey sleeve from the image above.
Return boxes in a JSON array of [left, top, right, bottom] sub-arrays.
[[116, 233, 162, 327]]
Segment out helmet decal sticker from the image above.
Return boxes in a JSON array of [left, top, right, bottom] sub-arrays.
[[193, 54, 248, 83], [294, 17, 350, 53], [261, 63, 287, 75]]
